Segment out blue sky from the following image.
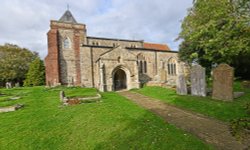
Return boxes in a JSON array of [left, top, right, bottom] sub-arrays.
[[0, 0, 193, 58]]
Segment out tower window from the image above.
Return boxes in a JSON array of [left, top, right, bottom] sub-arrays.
[[63, 37, 71, 49]]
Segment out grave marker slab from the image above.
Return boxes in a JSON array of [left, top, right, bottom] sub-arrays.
[[176, 74, 187, 95], [176, 63, 187, 95], [212, 64, 234, 101], [60, 91, 65, 102], [191, 64, 206, 97]]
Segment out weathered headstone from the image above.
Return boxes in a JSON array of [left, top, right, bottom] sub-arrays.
[[212, 64, 234, 101], [5, 82, 9, 89], [176, 63, 187, 95], [176, 74, 187, 95], [5, 82, 12, 89], [60, 91, 65, 102], [191, 64, 206, 97], [15, 82, 20, 87]]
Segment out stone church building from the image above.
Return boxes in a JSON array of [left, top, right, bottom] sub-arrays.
[[45, 10, 180, 91]]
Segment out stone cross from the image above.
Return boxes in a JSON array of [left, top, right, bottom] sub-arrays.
[[176, 63, 187, 95], [191, 64, 206, 97], [212, 64, 234, 101]]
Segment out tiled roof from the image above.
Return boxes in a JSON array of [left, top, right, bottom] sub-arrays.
[[59, 10, 77, 24], [143, 42, 170, 51]]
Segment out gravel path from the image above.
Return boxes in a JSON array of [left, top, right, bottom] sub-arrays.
[[119, 91, 247, 150]]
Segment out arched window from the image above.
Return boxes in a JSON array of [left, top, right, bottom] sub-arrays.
[[139, 61, 143, 73], [118, 56, 121, 63], [167, 64, 171, 74], [171, 64, 174, 75], [137, 53, 147, 74], [173, 64, 176, 75], [167, 58, 177, 76], [63, 37, 71, 49], [144, 61, 147, 73]]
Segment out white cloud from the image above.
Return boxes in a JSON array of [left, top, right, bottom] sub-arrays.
[[0, 0, 193, 58]]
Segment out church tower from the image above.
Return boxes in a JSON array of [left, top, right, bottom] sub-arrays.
[[45, 10, 87, 86]]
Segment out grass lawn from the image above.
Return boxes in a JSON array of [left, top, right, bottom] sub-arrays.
[[135, 82, 250, 122], [0, 87, 97, 107], [0, 86, 213, 150]]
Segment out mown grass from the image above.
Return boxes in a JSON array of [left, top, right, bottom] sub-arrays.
[[135, 82, 250, 122], [0, 87, 97, 107], [0, 86, 213, 150]]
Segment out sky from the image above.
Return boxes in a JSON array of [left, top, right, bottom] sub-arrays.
[[0, 0, 193, 58]]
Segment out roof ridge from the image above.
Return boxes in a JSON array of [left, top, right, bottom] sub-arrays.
[[87, 36, 143, 42]]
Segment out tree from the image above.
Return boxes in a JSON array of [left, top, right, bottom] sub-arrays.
[[24, 58, 45, 86], [0, 43, 38, 85], [178, 0, 250, 78]]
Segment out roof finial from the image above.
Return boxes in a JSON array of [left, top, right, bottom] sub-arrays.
[[67, 4, 69, 11]]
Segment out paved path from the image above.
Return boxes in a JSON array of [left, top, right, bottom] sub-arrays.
[[119, 91, 247, 150]]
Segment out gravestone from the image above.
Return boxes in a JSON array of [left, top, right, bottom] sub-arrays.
[[60, 91, 65, 102], [212, 64, 234, 101], [191, 64, 206, 97], [176, 63, 187, 95], [176, 74, 187, 95], [15, 82, 20, 87], [5, 82, 12, 89]]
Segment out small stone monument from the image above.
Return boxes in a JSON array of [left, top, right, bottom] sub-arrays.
[[177, 75, 188, 95], [15, 82, 20, 87], [60, 91, 65, 102], [212, 64, 234, 101], [176, 63, 187, 95], [191, 64, 206, 97], [5, 82, 12, 89]]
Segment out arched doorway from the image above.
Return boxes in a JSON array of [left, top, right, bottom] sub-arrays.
[[113, 69, 127, 91]]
